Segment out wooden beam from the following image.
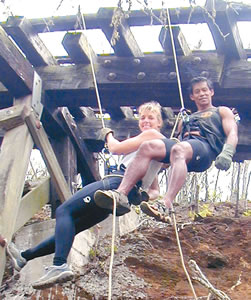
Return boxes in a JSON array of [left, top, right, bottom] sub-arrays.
[[0, 105, 26, 130], [50, 136, 77, 216], [159, 26, 191, 56], [107, 106, 135, 121], [24, 111, 72, 202], [205, 0, 246, 60], [4, 16, 57, 67], [62, 32, 97, 64], [0, 26, 34, 97], [1, 3, 251, 34], [57, 107, 100, 182], [0, 96, 33, 285], [14, 177, 50, 232], [36, 53, 223, 107], [98, 8, 143, 57], [223, 59, 251, 88]]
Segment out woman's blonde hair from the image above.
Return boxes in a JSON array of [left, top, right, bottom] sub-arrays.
[[138, 101, 163, 128]]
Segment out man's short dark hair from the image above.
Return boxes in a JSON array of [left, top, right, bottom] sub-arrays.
[[188, 76, 214, 95]]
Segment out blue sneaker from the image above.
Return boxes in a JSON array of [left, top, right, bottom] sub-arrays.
[[32, 264, 74, 289], [6, 242, 27, 271]]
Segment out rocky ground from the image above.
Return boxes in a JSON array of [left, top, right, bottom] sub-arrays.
[[1, 201, 251, 299]]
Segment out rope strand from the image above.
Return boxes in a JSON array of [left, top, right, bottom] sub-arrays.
[[78, 6, 105, 128]]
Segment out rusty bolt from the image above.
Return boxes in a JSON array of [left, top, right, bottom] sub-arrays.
[[194, 56, 202, 63], [200, 71, 210, 78], [168, 72, 177, 79], [133, 58, 141, 65], [137, 72, 146, 80], [162, 58, 168, 65], [107, 73, 117, 81], [35, 120, 42, 129], [104, 59, 112, 67]]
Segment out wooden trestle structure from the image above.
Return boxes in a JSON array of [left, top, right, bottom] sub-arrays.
[[0, 0, 251, 284]]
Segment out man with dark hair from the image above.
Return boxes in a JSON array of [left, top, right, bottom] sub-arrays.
[[94, 76, 238, 221]]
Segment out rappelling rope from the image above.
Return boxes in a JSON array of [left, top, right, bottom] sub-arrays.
[[165, 7, 198, 300], [79, 6, 105, 129], [79, 6, 116, 299]]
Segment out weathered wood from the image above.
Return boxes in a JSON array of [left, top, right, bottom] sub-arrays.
[[15, 3, 251, 34], [159, 26, 191, 56], [58, 107, 100, 182], [223, 59, 251, 88], [62, 32, 97, 64], [50, 136, 77, 217], [14, 177, 50, 232], [0, 96, 33, 285], [0, 26, 34, 97], [205, 0, 246, 60], [37, 53, 223, 108], [24, 111, 72, 202], [4, 16, 57, 67], [98, 8, 143, 57], [107, 107, 135, 121], [0, 105, 26, 130]]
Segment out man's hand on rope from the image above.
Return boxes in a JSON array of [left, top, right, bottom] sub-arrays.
[[98, 127, 113, 142], [215, 144, 235, 171]]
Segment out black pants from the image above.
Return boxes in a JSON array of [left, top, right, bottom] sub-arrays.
[[22, 171, 136, 265]]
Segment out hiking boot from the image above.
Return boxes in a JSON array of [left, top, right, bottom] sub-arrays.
[[6, 242, 27, 271], [32, 264, 74, 289], [94, 190, 131, 216], [140, 201, 172, 224]]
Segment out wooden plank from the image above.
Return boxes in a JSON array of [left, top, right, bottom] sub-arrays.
[[205, 0, 246, 60], [62, 32, 97, 64], [37, 53, 224, 108], [223, 59, 251, 88], [0, 26, 34, 97], [24, 111, 72, 202], [107, 106, 135, 121], [58, 107, 100, 182], [69, 107, 96, 120], [159, 26, 191, 56], [0, 96, 34, 285], [4, 16, 57, 67], [98, 8, 143, 57], [50, 136, 77, 216], [0, 105, 26, 130], [14, 177, 50, 232], [1, 4, 251, 34]]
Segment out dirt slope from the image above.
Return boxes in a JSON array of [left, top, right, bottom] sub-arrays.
[[1, 204, 251, 299]]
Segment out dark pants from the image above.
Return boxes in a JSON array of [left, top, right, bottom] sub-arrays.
[[22, 171, 137, 265]]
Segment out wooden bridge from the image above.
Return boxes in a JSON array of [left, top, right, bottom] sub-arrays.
[[0, 0, 251, 284]]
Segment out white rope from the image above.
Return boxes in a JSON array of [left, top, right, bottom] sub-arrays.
[[108, 191, 117, 300], [189, 260, 231, 300], [165, 8, 185, 110], [79, 6, 116, 298], [171, 206, 198, 300], [163, 7, 198, 299], [78, 6, 105, 128]]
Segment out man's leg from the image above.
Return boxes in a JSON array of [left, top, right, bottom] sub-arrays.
[[163, 141, 193, 208], [94, 139, 168, 214]]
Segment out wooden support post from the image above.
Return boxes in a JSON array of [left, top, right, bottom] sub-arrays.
[[0, 96, 34, 285], [50, 136, 77, 217], [14, 177, 50, 232], [24, 111, 72, 203]]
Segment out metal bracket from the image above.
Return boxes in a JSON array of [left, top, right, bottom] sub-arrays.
[[31, 71, 43, 118]]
